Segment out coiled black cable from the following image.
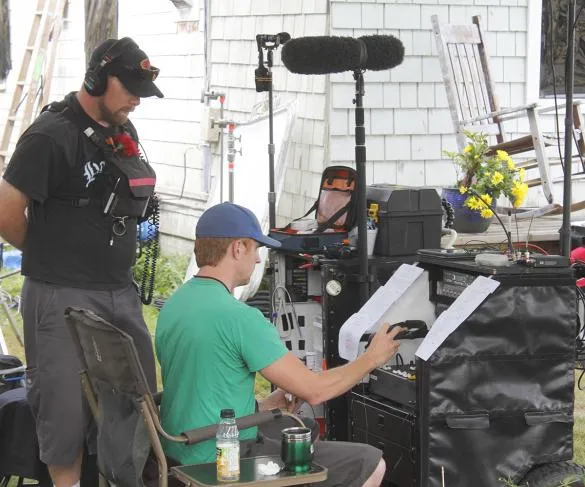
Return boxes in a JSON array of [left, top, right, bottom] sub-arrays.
[[442, 198, 455, 229], [140, 194, 160, 305]]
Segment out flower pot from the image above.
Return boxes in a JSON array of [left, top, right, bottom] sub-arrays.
[[442, 187, 494, 234]]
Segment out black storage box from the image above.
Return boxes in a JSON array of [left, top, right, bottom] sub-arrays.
[[366, 185, 442, 256]]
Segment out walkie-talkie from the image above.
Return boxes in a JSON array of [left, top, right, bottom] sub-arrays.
[[388, 320, 428, 340], [363, 320, 428, 349]]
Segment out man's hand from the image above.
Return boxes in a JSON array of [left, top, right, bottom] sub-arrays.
[[258, 388, 302, 413], [365, 323, 404, 368]]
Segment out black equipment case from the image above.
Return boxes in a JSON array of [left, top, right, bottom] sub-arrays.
[[341, 255, 576, 487], [366, 185, 442, 257], [415, 255, 576, 487]]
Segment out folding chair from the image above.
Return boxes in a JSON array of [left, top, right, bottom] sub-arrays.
[[432, 14, 585, 215], [0, 356, 51, 487], [64, 307, 325, 487]]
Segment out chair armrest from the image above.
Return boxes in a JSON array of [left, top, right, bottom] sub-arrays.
[[461, 103, 538, 125], [182, 409, 287, 445], [152, 391, 163, 405], [0, 365, 25, 377], [537, 101, 582, 114]]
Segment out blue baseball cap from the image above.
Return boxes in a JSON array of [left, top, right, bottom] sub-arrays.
[[196, 202, 282, 248]]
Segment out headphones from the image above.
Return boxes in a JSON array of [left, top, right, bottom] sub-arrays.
[[83, 37, 137, 96]]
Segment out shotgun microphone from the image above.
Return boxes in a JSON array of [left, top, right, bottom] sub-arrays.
[[281, 35, 404, 75]]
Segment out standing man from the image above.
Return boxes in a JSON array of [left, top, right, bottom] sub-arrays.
[[0, 37, 162, 487], [156, 202, 405, 487]]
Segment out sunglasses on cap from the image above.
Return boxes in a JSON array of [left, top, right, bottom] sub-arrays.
[[124, 66, 160, 81], [110, 65, 160, 81]]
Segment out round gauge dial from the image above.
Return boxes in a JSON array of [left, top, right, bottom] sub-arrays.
[[325, 279, 342, 296]]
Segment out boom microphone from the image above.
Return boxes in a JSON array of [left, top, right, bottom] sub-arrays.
[[281, 36, 365, 75], [358, 35, 404, 71], [281, 35, 404, 75]]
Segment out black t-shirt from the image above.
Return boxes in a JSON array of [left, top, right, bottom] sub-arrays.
[[3, 92, 138, 289]]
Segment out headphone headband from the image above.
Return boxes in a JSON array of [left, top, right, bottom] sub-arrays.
[[84, 37, 139, 96]]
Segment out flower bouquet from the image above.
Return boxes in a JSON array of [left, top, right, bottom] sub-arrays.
[[443, 131, 529, 232]]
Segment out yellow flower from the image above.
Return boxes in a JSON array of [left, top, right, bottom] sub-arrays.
[[518, 167, 526, 181], [496, 149, 515, 169], [480, 208, 494, 219], [464, 196, 482, 211], [479, 193, 492, 206], [491, 171, 504, 185], [459, 186, 468, 194], [511, 181, 528, 208], [464, 145, 472, 153]]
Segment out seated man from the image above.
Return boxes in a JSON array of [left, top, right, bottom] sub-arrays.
[[155, 202, 404, 487]]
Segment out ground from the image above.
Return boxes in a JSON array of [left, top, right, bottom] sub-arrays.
[[2, 267, 585, 476]]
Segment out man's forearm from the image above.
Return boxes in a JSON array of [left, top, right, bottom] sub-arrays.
[[0, 217, 27, 250], [310, 353, 377, 405], [0, 179, 29, 251]]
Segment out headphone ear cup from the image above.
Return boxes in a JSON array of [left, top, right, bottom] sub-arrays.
[[84, 68, 107, 96]]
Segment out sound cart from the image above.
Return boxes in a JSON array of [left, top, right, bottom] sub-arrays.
[[348, 251, 581, 487]]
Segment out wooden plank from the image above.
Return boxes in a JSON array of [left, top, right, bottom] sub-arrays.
[[20, 0, 59, 137], [453, 215, 564, 246], [39, 0, 68, 110], [441, 24, 481, 44], [84, 0, 118, 65], [0, 0, 45, 172]]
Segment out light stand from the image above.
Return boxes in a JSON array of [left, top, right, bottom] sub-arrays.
[[201, 90, 226, 200], [561, 0, 576, 257], [353, 69, 369, 306]]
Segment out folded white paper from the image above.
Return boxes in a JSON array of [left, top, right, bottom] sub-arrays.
[[338, 264, 424, 361]]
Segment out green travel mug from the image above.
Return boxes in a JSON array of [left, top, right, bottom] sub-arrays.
[[281, 427, 313, 472]]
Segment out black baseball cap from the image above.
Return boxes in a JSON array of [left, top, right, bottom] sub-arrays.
[[89, 37, 164, 98]]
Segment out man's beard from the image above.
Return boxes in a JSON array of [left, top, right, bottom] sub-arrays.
[[97, 99, 128, 126]]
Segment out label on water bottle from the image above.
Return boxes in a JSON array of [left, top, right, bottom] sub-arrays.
[[216, 442, 240, 481]]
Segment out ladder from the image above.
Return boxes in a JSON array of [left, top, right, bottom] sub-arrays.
[[0, 0, 66, 173]]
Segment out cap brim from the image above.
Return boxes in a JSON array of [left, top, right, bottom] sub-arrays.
[[116, 72, 164, 98], [255, 235, 282, 248]]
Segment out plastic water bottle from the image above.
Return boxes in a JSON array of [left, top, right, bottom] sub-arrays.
[[216, 409, 240, 481]]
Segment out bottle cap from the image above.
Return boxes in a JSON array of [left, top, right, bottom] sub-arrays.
[[220, 408, 235, 418]]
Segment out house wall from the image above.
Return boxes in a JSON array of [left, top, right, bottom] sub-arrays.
[[0, 0, 209, 254], [329, 0, 537, 200], [206, 0, 330, 226], [0, 1, 577, 253]]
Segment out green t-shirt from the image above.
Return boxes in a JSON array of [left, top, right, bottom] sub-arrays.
[[155, 277, 288, 465]]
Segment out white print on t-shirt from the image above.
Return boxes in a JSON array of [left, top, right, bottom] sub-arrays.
[[83, 160, 106, 187]]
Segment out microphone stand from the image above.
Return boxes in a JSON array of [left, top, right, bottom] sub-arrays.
[[255, 38, 279, 230], [353, 69, 369, 306], [267, 48, 276, 230], [561, 0, 576, 257]]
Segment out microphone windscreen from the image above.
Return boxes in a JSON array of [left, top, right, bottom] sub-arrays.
[[278, 32, 291, 44], [281, 36, 365, 75], [358, 35, 405, 71]]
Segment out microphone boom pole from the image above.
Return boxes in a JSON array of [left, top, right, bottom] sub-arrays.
[[354, 69, 369, 306]]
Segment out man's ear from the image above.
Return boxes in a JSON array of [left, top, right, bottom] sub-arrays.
[[230, 239, 243, 260]]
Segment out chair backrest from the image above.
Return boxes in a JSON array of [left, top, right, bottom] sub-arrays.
[[432, 15, 505, 151], [65, 307, 153, 487], [65, 307, 151, 398]]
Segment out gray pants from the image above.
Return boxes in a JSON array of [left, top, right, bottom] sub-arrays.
[[253, 417, 383, 487], [21, 278, 156, 466]]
